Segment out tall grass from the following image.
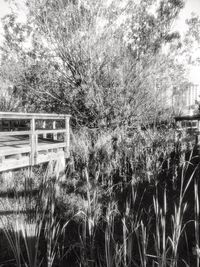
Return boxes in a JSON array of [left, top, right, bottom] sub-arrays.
[[152, 186, 168, 267], [194, 176, 200, 267], [0, 126, 199, 266], [1, 208, 44, 267], [1, 161, 67, 267]]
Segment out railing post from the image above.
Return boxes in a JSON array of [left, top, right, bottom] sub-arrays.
[[53, 120, 57, 140], [0, 156, 5, 164], [30, 117, 36, 166], [197, 120, 200, 145], [35, 132, 38, 164], [43, 121, 47, 138], [64, 116, 70, 158]]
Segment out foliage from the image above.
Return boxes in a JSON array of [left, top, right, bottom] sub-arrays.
[[0, 0, 185, 127]]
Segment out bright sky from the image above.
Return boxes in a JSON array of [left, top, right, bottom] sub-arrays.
[[174, 0, 200, 85], [0, 0, 9, 18], [173, 0, 200, 33], [0, 0, 10, 35]]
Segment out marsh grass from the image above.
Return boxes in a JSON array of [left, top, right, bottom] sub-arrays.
[[194, 176, 200, 267], [0, 127, 199, 266], [1, 207, 44, 267], [1, 161, 67, 267]]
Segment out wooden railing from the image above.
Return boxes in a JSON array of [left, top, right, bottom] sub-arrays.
[[0, 112, 71, 171], [175, 114, 200, 145]]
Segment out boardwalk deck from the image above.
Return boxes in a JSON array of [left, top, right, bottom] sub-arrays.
[[0, 112, 70, 172]]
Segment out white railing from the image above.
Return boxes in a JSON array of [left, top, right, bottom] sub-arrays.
[[0, 112, 71, 169]]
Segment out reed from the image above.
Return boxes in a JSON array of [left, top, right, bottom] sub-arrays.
[[1, 207, 44, 267], [152, 186, 168, 267], [0, 127, 199, 266], [194, 176, 200, 267], [169, 160, 197, 267], [2, 217, 22, 267]]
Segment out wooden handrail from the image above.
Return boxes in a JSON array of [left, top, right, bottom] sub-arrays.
[[37, 142, 66, 151], [0, 131, 31, 136], [36, 129, 66, 134], [0, 129, 67, 136], [0, 112, 71, 168], [0, 143, 66, 157], [0, 147, 31, 157], [0, 112, 71, 120]]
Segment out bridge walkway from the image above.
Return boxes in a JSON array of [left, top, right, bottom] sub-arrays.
[[0, 112, 70, 172]]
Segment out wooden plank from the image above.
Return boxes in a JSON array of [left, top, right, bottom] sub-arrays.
[[37, 150, 65, 164], [0, 143, 66, 157], [0, 135, 29, 140], [0, 131, 31, 136], [0, 112, 70, 120], [0, 157, 30, 172], [0, 119, 69, 138], [0, 136, 62, 148], [0, 150, 65, 172], [0, 147, 31, 156], [0, 139, 29, 146], [0, 137, 30, 148], [37, 142, 66, 151], [35, 129, 66, 135]]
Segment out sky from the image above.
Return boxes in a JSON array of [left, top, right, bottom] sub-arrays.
[[0, 0, 9, 19], [173, 0, 200, 32], [0, 0, 10, 35], [172, 0, 200, 84]]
